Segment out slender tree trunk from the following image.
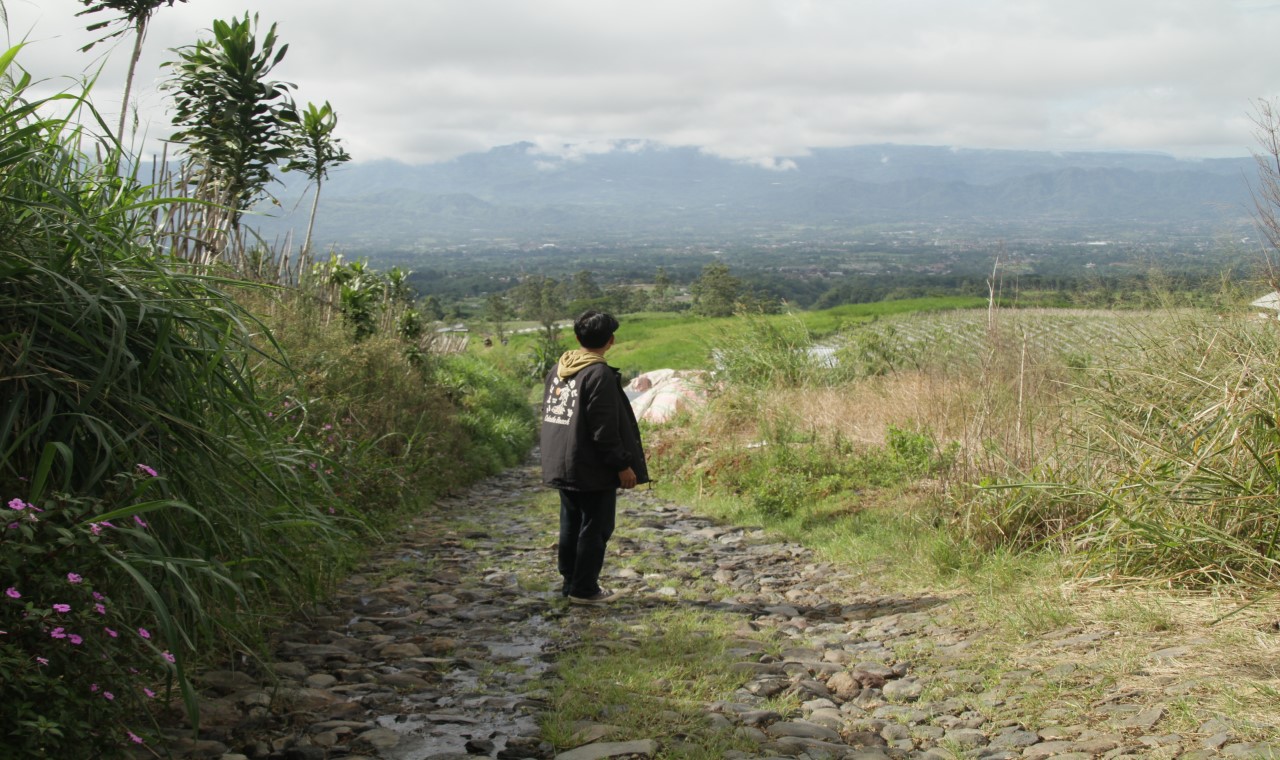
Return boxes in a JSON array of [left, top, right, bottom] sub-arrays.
[[117, 18, 148, 145], [302, 176, 322, 265]]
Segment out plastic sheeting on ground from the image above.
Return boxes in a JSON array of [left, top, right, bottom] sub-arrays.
[[626, 369, 712, 424]]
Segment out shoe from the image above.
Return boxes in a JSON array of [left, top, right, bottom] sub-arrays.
[[567, 588, 620, 605]]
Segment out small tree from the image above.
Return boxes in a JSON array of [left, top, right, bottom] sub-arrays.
[[484, 291, 513, 343], [283, 100, 351, 262], [691, 262, 742, 317], [652, 266, 673, 310], [76, 0, 189, 143], [164, 14, 297, 251], [421, 294, 446, 321], [514, 275, 567, 342]]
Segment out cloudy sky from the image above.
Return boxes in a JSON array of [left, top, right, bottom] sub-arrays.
[[8, 0, 1280, 166]]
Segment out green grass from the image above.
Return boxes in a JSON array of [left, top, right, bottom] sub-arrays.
[[538, 608, 763, 759], [476, 297, 988, 377]]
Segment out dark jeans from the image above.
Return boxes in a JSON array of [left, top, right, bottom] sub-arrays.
[[558, 488, 617, 598]]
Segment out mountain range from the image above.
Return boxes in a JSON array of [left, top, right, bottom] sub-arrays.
[[248, 143, 1261, 249]]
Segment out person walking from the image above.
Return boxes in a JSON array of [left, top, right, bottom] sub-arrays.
[[540, 310, 649, 604]]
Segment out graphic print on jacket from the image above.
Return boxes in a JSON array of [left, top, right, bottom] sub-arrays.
[[543, 376, 578, 426]]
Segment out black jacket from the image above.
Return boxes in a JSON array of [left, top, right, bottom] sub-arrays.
[[541, 357, 649, 491]]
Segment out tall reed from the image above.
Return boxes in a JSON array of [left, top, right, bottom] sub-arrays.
[[0, 49, 350, 749]]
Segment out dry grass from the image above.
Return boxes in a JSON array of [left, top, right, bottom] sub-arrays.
[[960, 577, 1280, 736]]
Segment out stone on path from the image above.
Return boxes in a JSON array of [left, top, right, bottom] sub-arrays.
[[141, 460, 1231, 760]]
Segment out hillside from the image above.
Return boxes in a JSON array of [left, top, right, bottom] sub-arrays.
[[248, 143, 1258, 249]]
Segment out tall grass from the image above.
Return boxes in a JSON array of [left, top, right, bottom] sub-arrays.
[[672, 296, 1280, 588], [974, 313, 1280, 585], [0, 52, 363, 755]]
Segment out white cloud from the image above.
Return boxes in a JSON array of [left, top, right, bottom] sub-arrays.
[[5, 0, 1279, 165]]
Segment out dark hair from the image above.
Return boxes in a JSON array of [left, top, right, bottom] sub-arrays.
[[574, 310, 619, 349]]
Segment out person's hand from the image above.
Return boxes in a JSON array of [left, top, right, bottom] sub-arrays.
[[618, 467, 637, 489]]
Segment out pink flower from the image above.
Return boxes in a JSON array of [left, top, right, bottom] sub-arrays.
[[103, 691, 114, 701], [36, 657, 48, 666], [137, 628, 150, 639], [161, 651, 175, 663], [7, 498, 25, 510], [127, 731, 143, 744], [143, 687, 155, 698], [92, 592, 104, 601], [4, 587, 19, 599], [90, 683, 99, 692], [133, 515, 148, 528], [66, 573, 82, 584], [49, 627, 66, 639], [94, 603, 106, 615], [68, 634, 82, 645], [104, 627, 118, 638], [136, 464, 158, 477], [52, 604, 70, 613]]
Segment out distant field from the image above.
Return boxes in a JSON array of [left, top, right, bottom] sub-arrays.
[[607, 296, 988, 372], [474, 298, 1183, 376], [839, 306, 1192, 369]]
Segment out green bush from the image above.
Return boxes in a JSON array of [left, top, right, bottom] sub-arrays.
[[0, 54, 344, 752]]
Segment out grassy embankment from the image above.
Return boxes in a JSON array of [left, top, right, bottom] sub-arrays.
[[522, 297, 1280, 747], [0, 65, 533, 757]]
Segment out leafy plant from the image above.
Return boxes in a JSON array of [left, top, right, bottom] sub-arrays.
[[75, 0, 190, 142], [0, 48, 347, 746], [164, 13, 298, 243], [282, 100, 351, 260]]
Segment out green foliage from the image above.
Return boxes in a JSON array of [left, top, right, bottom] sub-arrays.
[[76, 0, 190, 141], [512, 274, 568, 339], [164, 13, 297, 228], [283, 101, 351, 182], [0, 35, 537, 754], [712, 313, 836, 389], [886, 424, 955, 476], [525, 330, 565, 383], [431, 353, 537, 475], [691, 261, 741, 317], [283, 100, 352, 258], [1, 482, 174, 756], [0, 56, 342, 754], [659, 416, 948, 526]]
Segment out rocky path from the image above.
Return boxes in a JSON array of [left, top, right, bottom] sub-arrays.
[[153, 462, 1278, 760]]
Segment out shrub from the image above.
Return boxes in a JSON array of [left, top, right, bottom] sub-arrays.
[[0, 52, 346, 751], [1, 477, 180, 756]]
